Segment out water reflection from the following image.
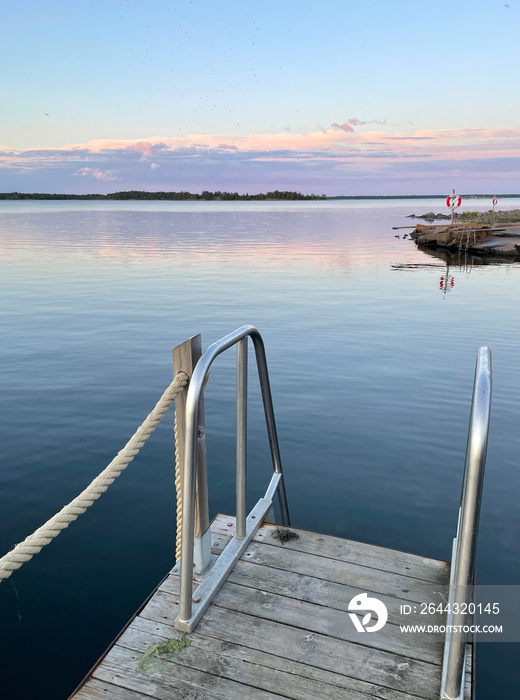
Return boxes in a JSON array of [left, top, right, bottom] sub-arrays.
[[392, 238, 520, 296], [416, 244, 520, 267], [0, 205, 406, 276]]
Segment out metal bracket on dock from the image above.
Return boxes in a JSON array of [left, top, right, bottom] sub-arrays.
[[175, 490, 276, 633]]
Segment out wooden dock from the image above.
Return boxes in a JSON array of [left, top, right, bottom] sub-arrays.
[[71, 515, 472, 700]]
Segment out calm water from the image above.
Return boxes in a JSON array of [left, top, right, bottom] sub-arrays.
[[1, 199, 519, 698]]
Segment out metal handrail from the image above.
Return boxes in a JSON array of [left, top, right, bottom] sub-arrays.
[[176, 325, 290, 631], [441, 346, 492, 700]]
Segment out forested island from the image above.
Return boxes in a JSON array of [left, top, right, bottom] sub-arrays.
[[0, 190, 326, 201], [3, 191, 519, 202]]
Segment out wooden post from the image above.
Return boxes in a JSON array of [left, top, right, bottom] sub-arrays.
[[172, 334, 211, 574]]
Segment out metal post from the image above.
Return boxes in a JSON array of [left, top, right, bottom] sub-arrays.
[[441, 347, 491, 700], [236, 338, 248, 538], [178, 379, 201, 623]]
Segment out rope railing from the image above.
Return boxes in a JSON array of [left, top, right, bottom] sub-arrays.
[[174, 409, 183, 562], [0, 371, 189, 583]]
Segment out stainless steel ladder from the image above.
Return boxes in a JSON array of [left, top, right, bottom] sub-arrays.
[[174, 325, 290, 633]]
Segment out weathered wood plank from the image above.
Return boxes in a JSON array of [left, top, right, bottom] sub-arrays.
[[188, 558, 446, 627], [236, 540, 447, 604], [199, 606, 441, 700], [73, 677, 154, 699], [153, 580, 443, 666], [116, 616, 423, 700], [95, 643, 288, 699], [139, 591, 442, 700], [211, 515, 449, 583], [119, 615, 424, 700], [464, 645, 472, 700], [219, 582, 443, 664]]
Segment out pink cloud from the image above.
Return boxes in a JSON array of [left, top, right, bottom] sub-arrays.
[[347, 118, 389, 127], [126, 141, 154, 157], [331, 122, 355, 133], [74, 167, 118, 181], [19, 123, 520, 168], [4, 125, 520, 186]]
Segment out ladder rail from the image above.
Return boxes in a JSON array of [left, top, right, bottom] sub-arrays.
[[441, 346, 492, 700]]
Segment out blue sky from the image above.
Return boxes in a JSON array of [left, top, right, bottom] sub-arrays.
[[1, 1, 519, 194]]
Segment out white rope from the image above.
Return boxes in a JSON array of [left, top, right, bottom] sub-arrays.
[[174, 408, 183, 563], [0, 371, 189, 582]]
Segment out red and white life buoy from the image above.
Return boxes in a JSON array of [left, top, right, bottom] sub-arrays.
[[493, 198, 498, 206], [446, 195, 462, 208]]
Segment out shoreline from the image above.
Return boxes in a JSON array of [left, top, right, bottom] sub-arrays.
[[2, 192, 520, 201]]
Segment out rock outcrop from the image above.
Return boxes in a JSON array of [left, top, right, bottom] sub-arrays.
[[407, 212, 451, 221], [410, 224, 520, 258]]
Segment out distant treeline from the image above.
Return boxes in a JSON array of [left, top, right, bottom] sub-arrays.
[[3, 191, 518, 201], [0, 190, 327, 201]]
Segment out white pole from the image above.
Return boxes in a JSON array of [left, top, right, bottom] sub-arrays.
[[451, 188, 456, 225]]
